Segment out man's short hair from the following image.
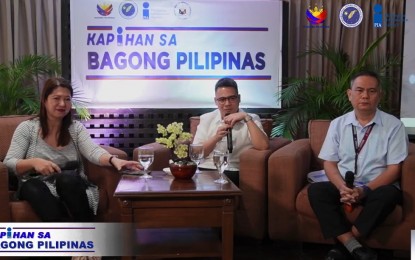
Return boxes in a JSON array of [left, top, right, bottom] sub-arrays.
[[350, 70, 380, 89], [215, 77, 239, 94]]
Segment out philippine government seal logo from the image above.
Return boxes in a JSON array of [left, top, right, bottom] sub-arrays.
[[96, 3, 113, 16], [119, 1, 138, 19], [339, 4, 363, 28], [174, 2, 191, 19], [306, 4, 327, 25]]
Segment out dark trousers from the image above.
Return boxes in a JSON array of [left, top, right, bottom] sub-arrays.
[[308, 181, 401, 239], [224, 170, 239, 187], [19, 173, 93, 222]]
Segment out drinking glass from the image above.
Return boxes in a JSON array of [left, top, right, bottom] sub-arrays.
[[138, 147, 154, 179], [189, 144, 204, 173], [213, 149, 229, 184]]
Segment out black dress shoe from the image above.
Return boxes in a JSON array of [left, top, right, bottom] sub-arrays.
[[325, 245, 351, 260], [351, 246, 377, 260]]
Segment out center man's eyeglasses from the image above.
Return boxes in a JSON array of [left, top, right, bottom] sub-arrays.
[[215, 95, 239, 104]]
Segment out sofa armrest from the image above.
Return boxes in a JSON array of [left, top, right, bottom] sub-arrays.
[[237, 148, 273, 240], [236, 137, 291, 240], [84, 162, 122, 221], [0, 162, 11, 221], [267, 138, 312, 240], [83, 146, 127, 222], [133, 142, 171, 171], [102, 145, 128, 160], [269, 136, 292, 151], [268, 139, 312, 201]]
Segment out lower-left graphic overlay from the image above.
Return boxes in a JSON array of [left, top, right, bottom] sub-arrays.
[[0, 223, 134, 257]]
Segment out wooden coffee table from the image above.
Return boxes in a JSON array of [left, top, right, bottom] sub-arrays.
[[114, 171, 241, 260]]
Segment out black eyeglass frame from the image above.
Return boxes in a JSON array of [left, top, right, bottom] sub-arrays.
[[215, 95, 240, 104]]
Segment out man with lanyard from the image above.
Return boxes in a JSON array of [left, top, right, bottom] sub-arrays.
[[308, 71, 408, 260]]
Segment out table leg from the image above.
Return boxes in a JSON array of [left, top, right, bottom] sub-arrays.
[[120, 199, 134, 259], [222, 198, 235, 260]]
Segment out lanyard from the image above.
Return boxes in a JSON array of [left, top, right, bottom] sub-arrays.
[[351, 123, 375, 175]]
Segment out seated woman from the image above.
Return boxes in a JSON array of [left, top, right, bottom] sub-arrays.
[[3, 77, 142, 222]]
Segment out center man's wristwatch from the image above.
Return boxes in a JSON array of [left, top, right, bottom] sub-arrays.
[[244, 114, 252, 123]]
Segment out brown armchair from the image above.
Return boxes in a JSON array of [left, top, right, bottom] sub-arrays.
[[133, 116, 291, 240], [267, 119, 415, 251], [0, 115, 127, 222]]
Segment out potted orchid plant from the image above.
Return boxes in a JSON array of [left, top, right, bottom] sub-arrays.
[[156, 122, 196, 179]]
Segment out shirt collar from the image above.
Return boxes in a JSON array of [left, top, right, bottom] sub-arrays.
[[344, 109, 382, 127]]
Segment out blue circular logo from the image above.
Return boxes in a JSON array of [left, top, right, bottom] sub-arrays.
[[339, 4, 363, 28], [119, 1, 138, 19]]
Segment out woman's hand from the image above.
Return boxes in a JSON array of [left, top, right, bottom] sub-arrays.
[[33, 158, 61, 175], [112, 157, 142, 171]]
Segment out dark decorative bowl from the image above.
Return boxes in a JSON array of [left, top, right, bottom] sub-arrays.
[[169, 162, 197, 180]]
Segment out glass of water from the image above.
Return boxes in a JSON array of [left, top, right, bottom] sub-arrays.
[[138, 147, 154, 179], [189, 143, 204, 173], [213, 142, 229, 184]]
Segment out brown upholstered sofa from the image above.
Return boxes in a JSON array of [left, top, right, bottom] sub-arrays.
[[133, 116, 291, 240], [0, 115, 128, 222], [267, 120, 415, 251]]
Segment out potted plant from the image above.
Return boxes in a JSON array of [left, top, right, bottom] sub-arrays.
[[156, 122, 196, 179], [0, 54, 90, 119], [272, 30, 400, 139]]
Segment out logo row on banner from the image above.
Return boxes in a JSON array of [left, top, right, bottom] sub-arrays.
[[95, 1, 407, 29], [96, 1, 191, 20], [305, 3, 407, 29]]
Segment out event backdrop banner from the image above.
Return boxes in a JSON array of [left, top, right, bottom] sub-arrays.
[[70, 0, 283, 108]]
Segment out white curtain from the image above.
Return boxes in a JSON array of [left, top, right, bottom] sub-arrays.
[[0, 0, 61, 64]]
